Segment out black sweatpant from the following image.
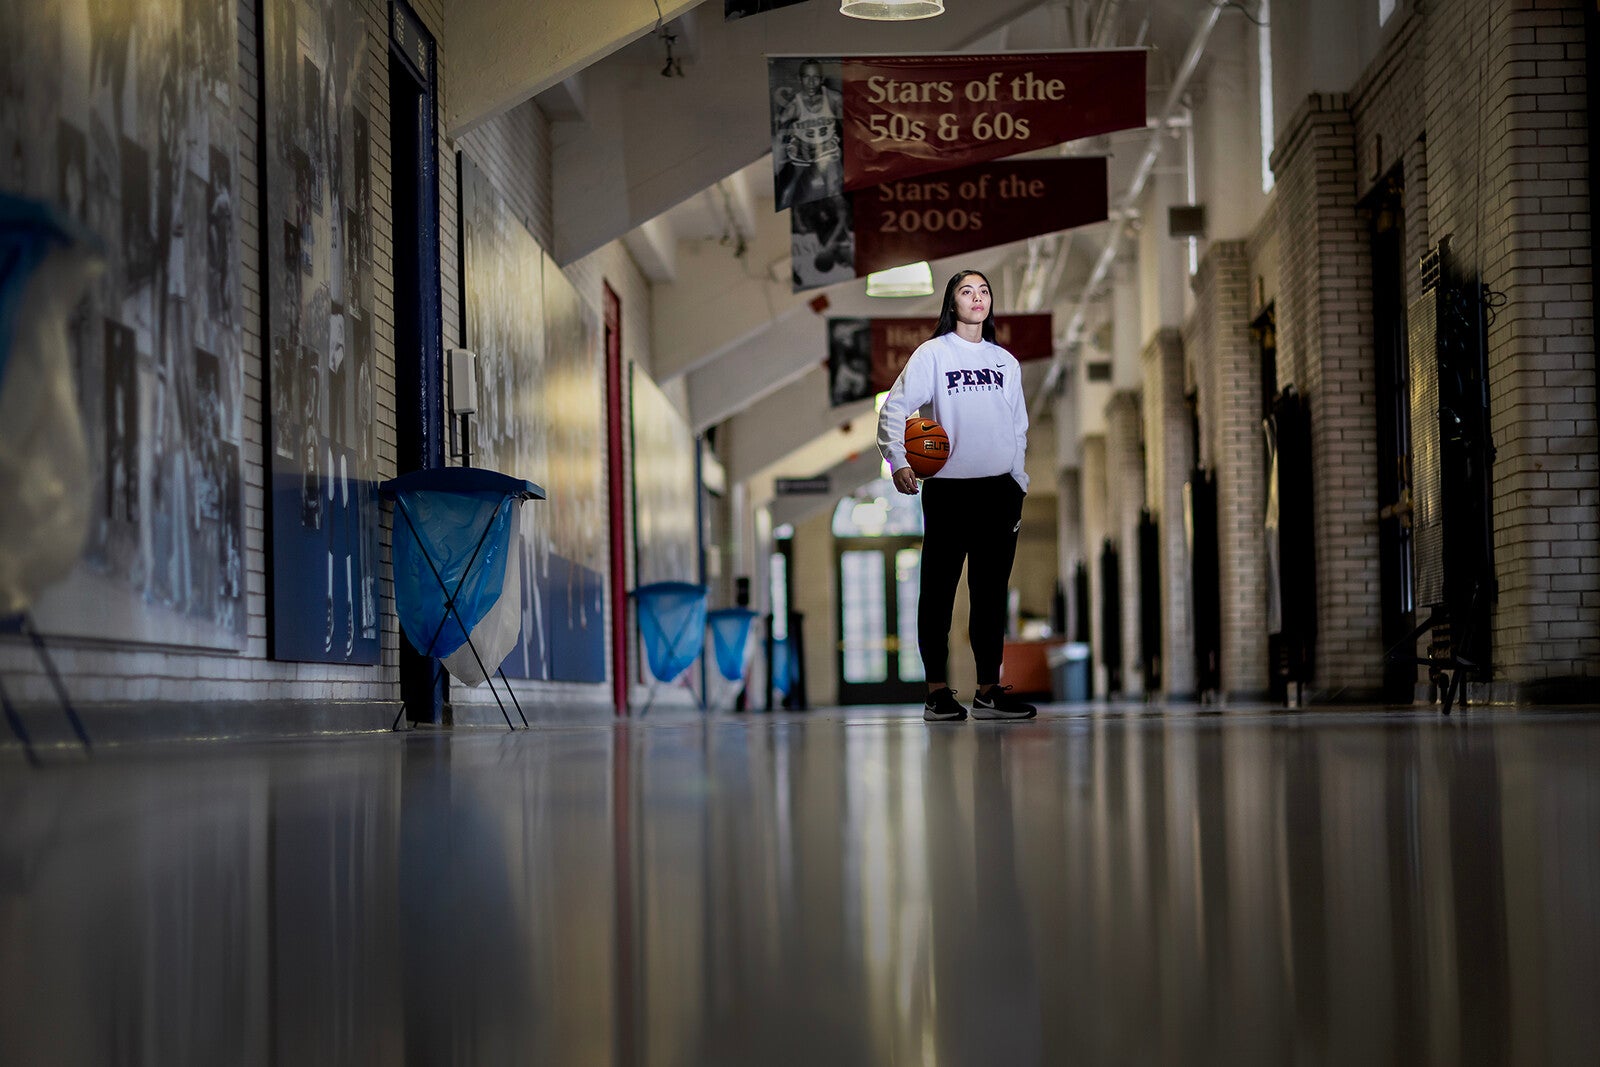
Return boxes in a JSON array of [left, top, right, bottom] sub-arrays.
[[918, 473, 1025, 687]]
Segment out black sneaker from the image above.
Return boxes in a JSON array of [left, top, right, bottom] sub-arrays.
[[923, 687, 968, 722], [972, 685, 1037, 720]]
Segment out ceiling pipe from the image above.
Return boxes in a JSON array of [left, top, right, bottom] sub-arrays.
[[1090, 0, 1123, 47], [1035, 1, 1225, 408]]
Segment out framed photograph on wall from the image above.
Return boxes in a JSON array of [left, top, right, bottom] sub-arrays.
[[259, 0, 380, 663], [458, 155, 607, 683], [1, 0, 247, 649]]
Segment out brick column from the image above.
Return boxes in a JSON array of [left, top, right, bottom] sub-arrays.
[[1194, 242, 1271, 699], [1057, 467, 1083, 639], [1271, 94, 1384, 700], [1106, 391, 1146, 697], [1140, 329, 1196, 700], [1080, 435, 1109, 696]]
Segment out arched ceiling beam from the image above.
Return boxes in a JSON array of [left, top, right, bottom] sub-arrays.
[[446, 0, 704, 135]]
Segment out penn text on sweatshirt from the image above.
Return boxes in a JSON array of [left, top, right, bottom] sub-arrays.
[[875, 331, 1029, 492]]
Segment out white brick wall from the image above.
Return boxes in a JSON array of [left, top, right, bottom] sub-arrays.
[[1419, 0, 1599, 690], [1271, 93, 1387, 699], [1245, 0, 1597, 700]]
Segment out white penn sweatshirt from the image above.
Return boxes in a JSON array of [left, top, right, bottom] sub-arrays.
[[876, 331, 1029, 492]]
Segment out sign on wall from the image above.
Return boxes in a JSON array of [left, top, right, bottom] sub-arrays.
[[2, 0, 247, 649], [261, 0, 381, 663], [827, 314, 1053, 405], [768, 50, 1144, 209], [459, 156, 607, 684], [791, 158, 1108, 292]]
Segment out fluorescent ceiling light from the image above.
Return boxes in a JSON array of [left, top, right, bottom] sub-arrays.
[[865, 261, 934, 298], [841, 0, 944, 20]]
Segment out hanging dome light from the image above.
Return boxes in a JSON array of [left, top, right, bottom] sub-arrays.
[[865, 261, 935, 298], [841, 0, 944, 21]]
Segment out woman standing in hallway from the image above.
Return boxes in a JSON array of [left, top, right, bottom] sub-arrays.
[[878, 270, 1036, 722]]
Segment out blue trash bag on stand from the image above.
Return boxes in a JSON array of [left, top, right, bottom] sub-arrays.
[[707, 607, 758, 683], [633, 582, 707, 684], [382, 469, 541, 686]]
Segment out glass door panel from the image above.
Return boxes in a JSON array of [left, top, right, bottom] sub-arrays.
[[840, 550, 888, 683], [835, 536, 924, 705]]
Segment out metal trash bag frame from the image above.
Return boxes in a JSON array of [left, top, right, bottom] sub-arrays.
[[380, 468, 544, 731]]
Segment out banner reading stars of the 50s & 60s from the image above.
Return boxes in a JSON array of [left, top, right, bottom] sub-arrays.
[[767, 50, 1145, 210]]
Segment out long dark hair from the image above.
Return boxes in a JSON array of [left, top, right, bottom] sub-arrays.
[[931, 269, 996, 343]]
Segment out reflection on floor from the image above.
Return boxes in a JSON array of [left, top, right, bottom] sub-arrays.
[[2, 705, 1597, 1065]]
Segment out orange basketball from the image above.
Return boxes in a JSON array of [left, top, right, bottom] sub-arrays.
[[903, 417, 951, 477]]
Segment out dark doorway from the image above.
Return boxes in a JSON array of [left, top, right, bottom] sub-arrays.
[[1187, 468, 1221, 698], [1138, 509, 1162, 695], [1099, 540, 1123, 697], [1366, 168, 1416, 704], [388, 3, 444, 723]]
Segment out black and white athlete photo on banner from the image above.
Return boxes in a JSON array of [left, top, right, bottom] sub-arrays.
[[827, 317, 874, 406], [769, 56, 844, 211], [790, 192, 855, 291], [0, 0, 246, 649]]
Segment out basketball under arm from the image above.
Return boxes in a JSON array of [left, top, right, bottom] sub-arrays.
[[876, 348, 935, 470]]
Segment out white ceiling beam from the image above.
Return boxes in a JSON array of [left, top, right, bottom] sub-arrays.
[[621, 217, 677, 283], [650, 204, 807, 384], [730, 369, 881, 486], [685, 306, 831, 435]]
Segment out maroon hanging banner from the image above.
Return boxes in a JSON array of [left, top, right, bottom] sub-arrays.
[[828, 314, 1054, 406], [790, 158, 1108, 292], [768, 50, 1144, 209]]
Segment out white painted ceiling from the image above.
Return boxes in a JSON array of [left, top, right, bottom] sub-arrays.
[[465, 0, 1221, 498]]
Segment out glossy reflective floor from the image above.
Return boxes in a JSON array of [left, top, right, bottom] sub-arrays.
[[2, 704, 1598, 1065]]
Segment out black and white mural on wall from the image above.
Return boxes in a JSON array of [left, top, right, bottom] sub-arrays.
[[630, 367, 698, 588], [0, 0, 246, 648], [261, 0, 379, 663], [459, 156, 607, 683]]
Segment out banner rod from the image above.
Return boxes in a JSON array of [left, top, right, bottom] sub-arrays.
[[1035, 3, 1224, 413]]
